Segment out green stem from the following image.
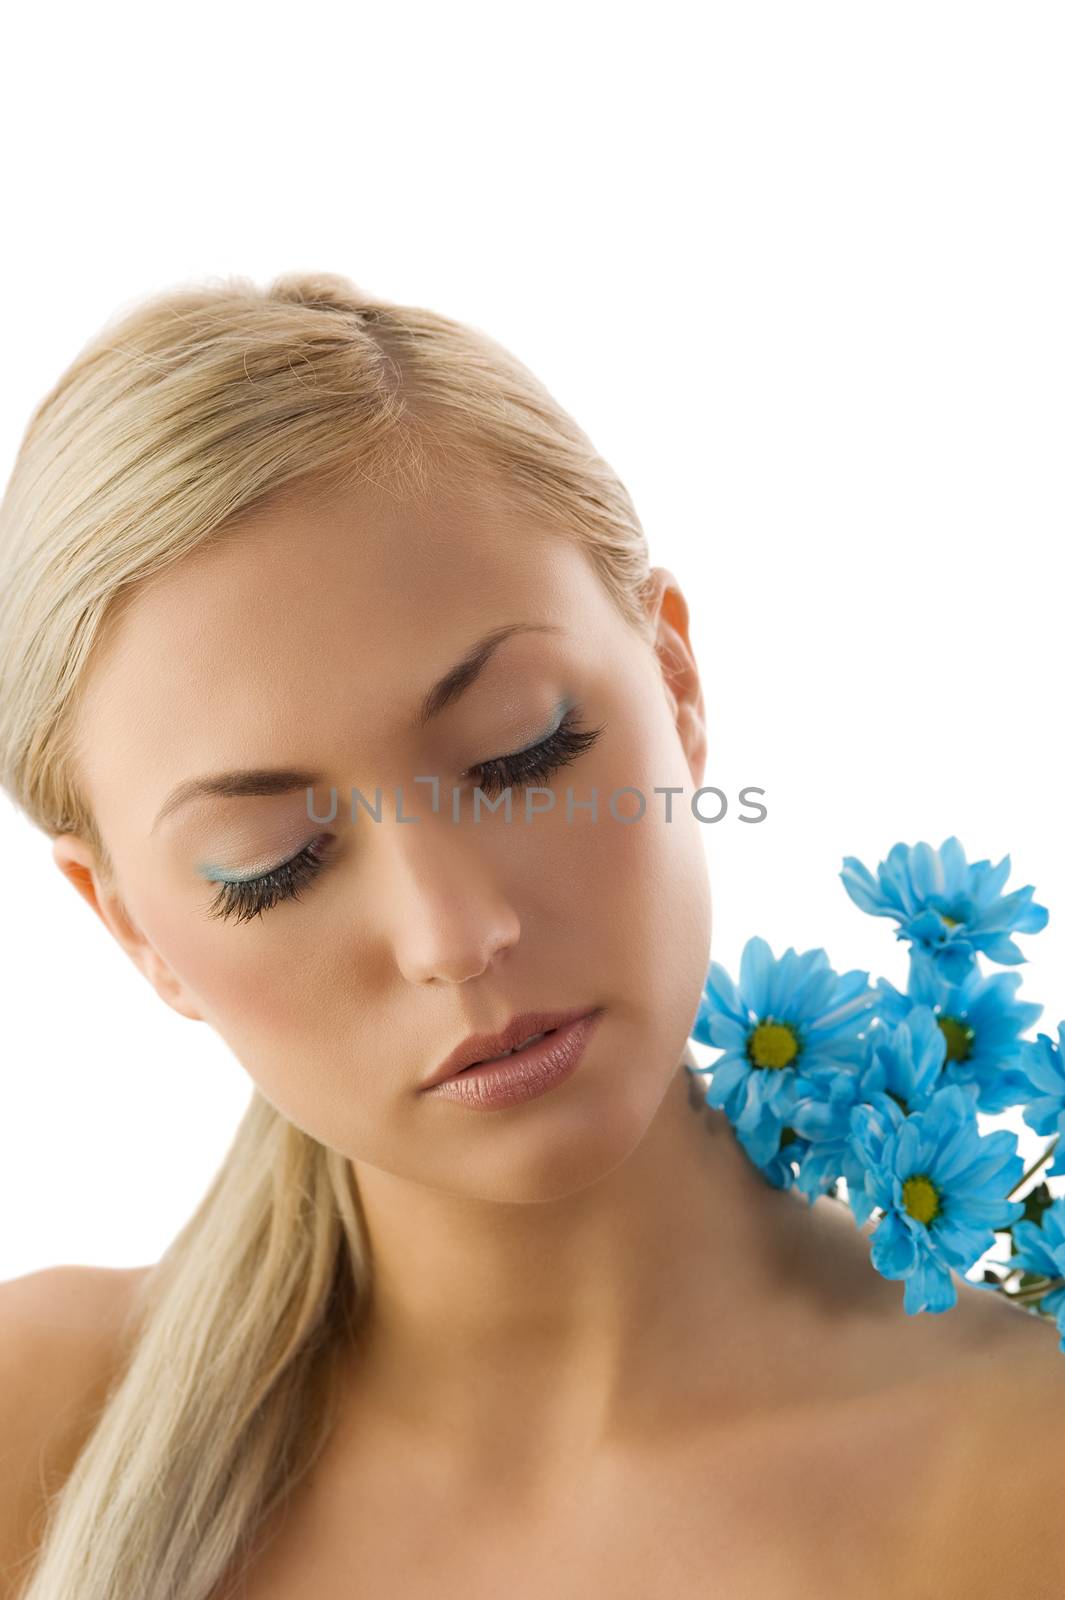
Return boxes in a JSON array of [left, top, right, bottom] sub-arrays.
[[1009, 1276, 1065, 1304], [1006, 1134, 1061, 1200]]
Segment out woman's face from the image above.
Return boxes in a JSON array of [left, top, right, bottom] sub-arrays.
[[59, 469, 710, 1202]]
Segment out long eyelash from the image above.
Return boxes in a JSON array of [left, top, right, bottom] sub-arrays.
[[207, 836, 333, 926], [467, 707, 605, 800]]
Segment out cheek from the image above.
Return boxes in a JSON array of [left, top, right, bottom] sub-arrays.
[[587, 700, 712, 992], [132, 875, 386, 1123], [526, 699, 709, 967], [137, 892, 365, 1131], [132, 877, 328, 1040]]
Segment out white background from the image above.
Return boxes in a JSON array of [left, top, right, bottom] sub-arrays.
[[1, 3, 1062, 1278]]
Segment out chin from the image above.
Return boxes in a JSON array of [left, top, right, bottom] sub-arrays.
[[445, 1046, 676, 1206]]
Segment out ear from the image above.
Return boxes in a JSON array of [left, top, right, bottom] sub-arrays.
[[642, 567, 707, 788], [51, 834, 205, 1023]]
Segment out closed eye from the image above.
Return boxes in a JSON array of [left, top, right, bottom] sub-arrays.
[[464, 704, 604, 799], [204, 834, 335, 925]]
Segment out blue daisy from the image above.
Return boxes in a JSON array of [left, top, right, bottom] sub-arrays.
[[849, 1083, 1025, 1314], [788, 1007, 948, 1223], [1009, 1199, 1065, 1353], [863, 1003, 950, 1114], [874, 962, 1042, 1116], [787, 1065, 887, 1221], [840, 836, 1048, 983], [689, 936, 877, 1169], [1012, 1022, 1065, 1180]]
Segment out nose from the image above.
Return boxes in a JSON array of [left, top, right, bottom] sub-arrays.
[[380, 812, 521, 985]]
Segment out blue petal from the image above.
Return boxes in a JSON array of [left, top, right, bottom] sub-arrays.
[[738, 937, 775, 1017], [870, 1211, 918, 1278]]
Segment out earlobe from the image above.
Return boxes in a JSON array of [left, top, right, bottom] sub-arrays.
[[51, 834, 205, 1024], [142, 968, 205, 1024]]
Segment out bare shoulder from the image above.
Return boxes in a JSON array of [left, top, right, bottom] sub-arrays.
[[0, 1261, 154, 1404], [748, 1194, 1065, 1590], [0, 1263, 155, 1596], [916, 1296, 1065, 1591], [865, 1271, 1065, 1589]]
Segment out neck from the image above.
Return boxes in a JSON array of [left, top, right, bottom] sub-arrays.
[[340, 1047, 835, 1478]]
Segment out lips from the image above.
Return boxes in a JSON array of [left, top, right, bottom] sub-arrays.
[[457, 1027, 554, 1068], [420, 1006, 600, 1090]]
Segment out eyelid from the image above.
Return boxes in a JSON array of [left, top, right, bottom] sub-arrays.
[[462, 697, 574, 775], [197, 837, 323, 885], [203, 835, 335, 925], [466, 700, 603, 801]]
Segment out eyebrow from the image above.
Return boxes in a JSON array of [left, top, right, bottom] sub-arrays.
[[150, 620, 562, 834]]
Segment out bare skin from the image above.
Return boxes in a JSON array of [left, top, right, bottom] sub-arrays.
[[44, 466, 1065, 1597], [209, 1073, 1065, 1600], [11, 1218, 1063, 1600]]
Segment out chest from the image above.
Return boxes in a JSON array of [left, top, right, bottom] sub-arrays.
[[215, 1401, 954, 1600]]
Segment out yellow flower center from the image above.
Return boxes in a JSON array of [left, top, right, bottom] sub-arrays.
[[748, 1020, 800, 1070], [938, 1014, 975, 1063], [939, 912, 961, 928], [902, 1173, 941, 1225]]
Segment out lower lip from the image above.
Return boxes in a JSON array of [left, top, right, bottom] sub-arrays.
[[422, 1010, 603, 1110]]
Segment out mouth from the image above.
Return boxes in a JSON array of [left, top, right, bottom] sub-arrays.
[[421, 1006, 600, 1090], [420, 1009, 604, 1107], [457, 1027, 558, 1070]]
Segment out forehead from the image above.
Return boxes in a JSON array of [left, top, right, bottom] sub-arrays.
[[73, 473, 613, 830]]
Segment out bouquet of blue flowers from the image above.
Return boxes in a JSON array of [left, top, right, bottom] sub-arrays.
[[687, 837, 1065, 1346]]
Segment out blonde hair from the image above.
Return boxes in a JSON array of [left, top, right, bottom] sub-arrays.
[[0, 271, 657, 1598]]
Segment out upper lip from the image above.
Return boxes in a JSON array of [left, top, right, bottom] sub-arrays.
[[420, 1006, 600, 1089]]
